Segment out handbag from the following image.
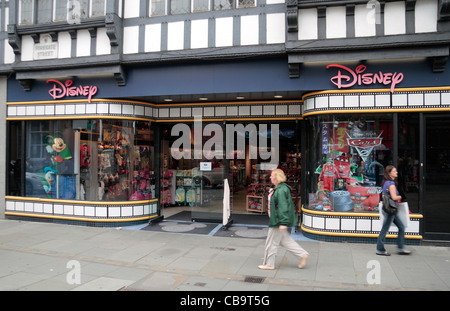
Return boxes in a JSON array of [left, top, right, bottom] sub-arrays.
[[382, 191, 398, 215]]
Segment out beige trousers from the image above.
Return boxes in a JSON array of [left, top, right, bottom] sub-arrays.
[[263, 228, 309, 267]]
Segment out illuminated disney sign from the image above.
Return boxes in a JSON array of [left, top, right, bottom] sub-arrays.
[[47, 79, 98, 103], [327, 64, 404, 93]]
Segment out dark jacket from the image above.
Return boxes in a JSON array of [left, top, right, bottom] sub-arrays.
[[268, 182, 297, 228]]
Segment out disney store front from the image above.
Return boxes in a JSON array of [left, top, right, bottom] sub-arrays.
[[6, 104, 159, 226], [301, 89, 450, 242]]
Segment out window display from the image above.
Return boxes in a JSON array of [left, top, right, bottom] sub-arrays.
[[306, 114, 393, 212], [8, 119, 155, 202]]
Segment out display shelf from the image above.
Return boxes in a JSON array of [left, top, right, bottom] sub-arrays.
[[246, 195, 266, 213]]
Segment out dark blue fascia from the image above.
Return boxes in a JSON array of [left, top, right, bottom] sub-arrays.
[[7, 57, 450, 103]]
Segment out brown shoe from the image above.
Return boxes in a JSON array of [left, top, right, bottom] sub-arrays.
[[258, 265, 275, 270], [298, 255, 309, 269]]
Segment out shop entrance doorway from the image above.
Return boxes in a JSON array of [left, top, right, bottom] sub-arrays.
[[424, 114, 450, 240], [228, 121, 301, 216], [160, 121, 301, 224]]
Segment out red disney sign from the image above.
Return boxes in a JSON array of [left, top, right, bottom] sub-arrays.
[[47, 79, 98, 103], [327, 64, 404, 93]]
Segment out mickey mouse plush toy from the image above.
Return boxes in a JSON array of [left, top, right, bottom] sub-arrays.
[[44, 135, 72, 165]]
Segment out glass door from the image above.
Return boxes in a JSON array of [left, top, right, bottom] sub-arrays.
[[424, 114, 450, 240], [161, 122, 228, 223]]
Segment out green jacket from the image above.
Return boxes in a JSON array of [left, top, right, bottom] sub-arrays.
[[268, 182, 297, 228]]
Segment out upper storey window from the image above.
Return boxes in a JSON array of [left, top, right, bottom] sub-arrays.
[[149, 0, 256, 17], [19, 0, 106, 25]]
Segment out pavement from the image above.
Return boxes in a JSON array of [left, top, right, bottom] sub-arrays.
[[0, 217, 449, 293]]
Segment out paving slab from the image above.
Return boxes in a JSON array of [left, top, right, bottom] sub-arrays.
[[0, 219, 449, 293]]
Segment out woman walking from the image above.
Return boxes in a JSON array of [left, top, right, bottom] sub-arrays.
[[258, 169, 309, 270], [376, 165, 411, 256]]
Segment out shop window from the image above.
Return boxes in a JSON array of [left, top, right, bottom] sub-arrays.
[[19, 0, 34, 25], [306, 114, 393, 213], [91, 0, 105, 17], [171, 0, 190, 14], [7, 119, 155, 202], [214, 0, 232, 10], [36, 0, 52, 24], [18, 0, 102, 25], [193, 0, 209, 12], [237, 0, 256, 8]]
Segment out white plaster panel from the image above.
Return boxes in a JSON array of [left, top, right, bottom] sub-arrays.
[[355, 4, 376, 37], [76, 29, 91, 57], [215, 17, 233, 47], [21, 35, 34, 61], [167, 21, 185, 51], [191, 19, 209, 49], [123, 26, 139, 54], [384, 1, 406, 35], [326, 6, 346, 39], [145, 24, 162, 52], [415, 0, 437, 33], [266, 13, 285, 44], [58, 32, 72, 58], [96, 27, 111, 55], [4, 38, 15, 64], [240, 15, 259, 45], [298, 8, 318, 40]]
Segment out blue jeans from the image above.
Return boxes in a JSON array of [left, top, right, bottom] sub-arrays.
[[376, 210, 406, 253]]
